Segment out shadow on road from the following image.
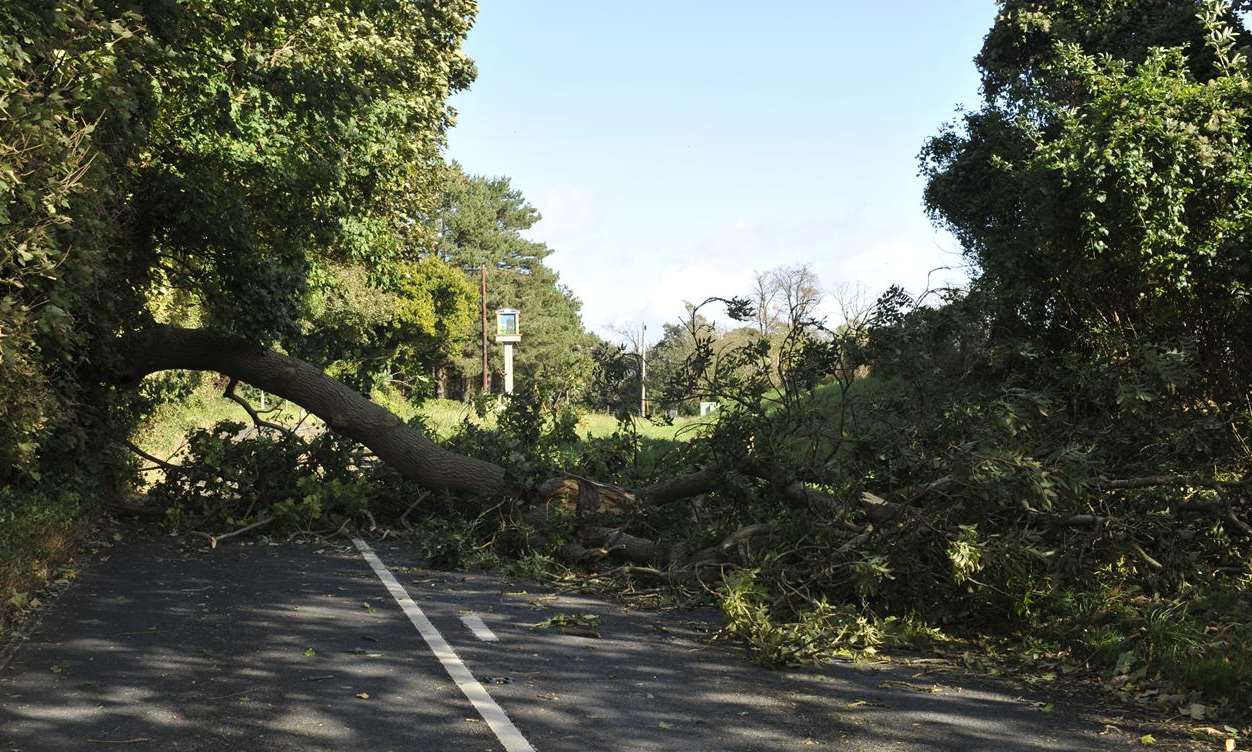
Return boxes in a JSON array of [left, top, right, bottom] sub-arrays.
[[0, 533, 1175, 751], [1, 536, 494, 751]]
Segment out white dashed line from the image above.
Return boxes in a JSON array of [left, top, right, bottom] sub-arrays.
[[460, 613, 500, 642], [352, 538, 535, 752]]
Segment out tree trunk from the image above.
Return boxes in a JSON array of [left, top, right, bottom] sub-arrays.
[[638, 466, 722, 504], [111, 326, 508, 497], [434, 365, 447, 399]]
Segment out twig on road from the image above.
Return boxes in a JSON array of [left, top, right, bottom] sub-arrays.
[[190, 515, 275, 548]]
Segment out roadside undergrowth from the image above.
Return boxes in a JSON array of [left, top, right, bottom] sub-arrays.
[[0, 489, 97, 645]]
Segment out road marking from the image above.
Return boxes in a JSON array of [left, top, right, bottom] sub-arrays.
[[461, 613, 500, 642], [352, 538, 536, 752]]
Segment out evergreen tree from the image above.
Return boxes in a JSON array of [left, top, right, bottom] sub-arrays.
[[432, 165, 595, 399]]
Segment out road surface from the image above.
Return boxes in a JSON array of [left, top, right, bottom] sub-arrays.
[[0, 531, 1195, 750]]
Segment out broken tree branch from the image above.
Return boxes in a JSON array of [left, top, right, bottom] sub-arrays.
[[637, 466, 722, 504], [1098, 475, 1249, 491], [124, 440, 178, 471], [190, 515, 275, 549], [224, 377, 299, 440]]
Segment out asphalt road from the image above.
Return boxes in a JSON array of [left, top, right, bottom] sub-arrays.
[[0, 532, 1190, 751]]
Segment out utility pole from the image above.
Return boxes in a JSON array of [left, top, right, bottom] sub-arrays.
[[639, 322, 647, 417], [480, 266, 489, 394]]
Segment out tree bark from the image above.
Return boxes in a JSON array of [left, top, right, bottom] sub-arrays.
[[637, 466, 723, 504], [111, 326, 508, 497], [579, 526, 680, 567]]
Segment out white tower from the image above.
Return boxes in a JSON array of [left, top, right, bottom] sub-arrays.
[[494, 308, 521, 394]]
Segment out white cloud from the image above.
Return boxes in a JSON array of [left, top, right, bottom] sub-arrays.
[[518, 187, 971, 343]]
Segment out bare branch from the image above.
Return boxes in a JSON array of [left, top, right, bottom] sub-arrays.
[[190, 515, 275, 549], [125, 440, 178, 471], [1097, 475, 1249, 490], [223, 377, 300, 440]]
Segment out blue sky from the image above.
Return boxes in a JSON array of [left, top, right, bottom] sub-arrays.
[[447, 2, 997, 337]]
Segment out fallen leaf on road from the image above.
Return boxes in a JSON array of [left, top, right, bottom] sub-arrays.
[[529, 613, 601, 638], [878, 680, 943, 694], [355, 692, 370, 700]]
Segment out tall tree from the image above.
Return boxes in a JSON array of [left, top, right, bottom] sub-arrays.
[[2, 0, 481, 495], [296, 258, 478, 393], [647, 307, 713, 415], [772, 264, 822, 323], [922, 0, 1252, 398], [433, 165, 595, 398], [751, 265, 822, 330], [751, 271, 781, 335]]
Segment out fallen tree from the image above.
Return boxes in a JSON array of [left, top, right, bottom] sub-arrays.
[[113, 326, 509, 498], [114, 326, 1252, 580], [111, 327, 801, 574]]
